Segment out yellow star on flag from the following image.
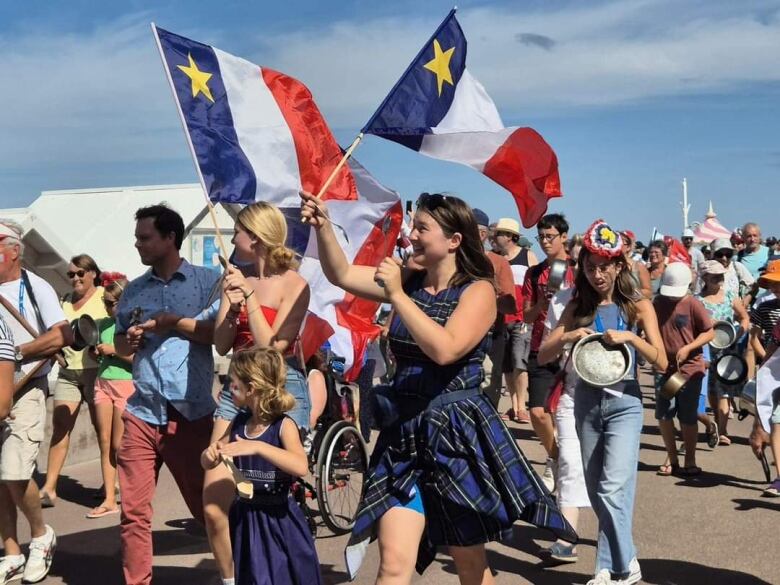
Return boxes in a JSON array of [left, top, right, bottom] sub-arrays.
[[423, 39, 455, 97], [177, 53, 215, 103]]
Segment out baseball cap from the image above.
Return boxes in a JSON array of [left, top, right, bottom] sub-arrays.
[[682, 228, 695, 239], [711, 238, 734, 253], [495, 218, 520, 236], [659, 262, 692, 298], [699, 260, 727, 276], [472, 208, 490, 228]]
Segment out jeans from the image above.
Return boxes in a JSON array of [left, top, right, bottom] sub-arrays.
[[575, 381, 643, 579]]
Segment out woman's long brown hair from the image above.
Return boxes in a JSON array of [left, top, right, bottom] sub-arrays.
[[571, 248, 639, 329], [415, 193, 495, 288]]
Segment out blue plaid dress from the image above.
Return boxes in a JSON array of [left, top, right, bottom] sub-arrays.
[[345, 273, 576, 579]]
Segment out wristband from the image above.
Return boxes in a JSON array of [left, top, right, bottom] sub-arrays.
[[243, 289, 255, 300]]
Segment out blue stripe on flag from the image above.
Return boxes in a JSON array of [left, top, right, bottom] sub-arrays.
[[156, 26, 257, 204], [362, 11, 466, 147], [279, 207, 311, 258]]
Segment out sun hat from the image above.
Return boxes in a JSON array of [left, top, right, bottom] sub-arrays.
[[711, 237, 734, 253], [758, 259, 780, 288], [583, 219, 623, 258], [660, 262, 693, 297], [472, 208, 490, 228], [495, 218, 520, 237], [682, 228, 695, 239], [699, 260, 727, 276]]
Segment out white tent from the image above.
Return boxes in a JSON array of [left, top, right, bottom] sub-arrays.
[[0, 184, 235, 295]]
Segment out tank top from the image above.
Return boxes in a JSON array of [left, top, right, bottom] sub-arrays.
[[233, 305, 279, 351], [697, 290, 735, 323]]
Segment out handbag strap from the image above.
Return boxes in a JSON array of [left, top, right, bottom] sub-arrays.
[[21, 270, 47, 335]]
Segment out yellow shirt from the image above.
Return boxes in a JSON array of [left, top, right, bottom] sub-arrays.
[[61, 286, 108, 370]]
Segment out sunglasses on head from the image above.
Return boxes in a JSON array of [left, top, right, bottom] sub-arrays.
[[67, 270, 86, 279], [415, 192, 449, 209]]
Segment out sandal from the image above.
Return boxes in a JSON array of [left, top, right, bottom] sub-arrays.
[[706, 423, 719, 449], [501, 408, 516, 422], [718, 435, 732, 446], [86, 505, 120, 519], [657, 463, 679, 476], [676, 465, 702, 477]]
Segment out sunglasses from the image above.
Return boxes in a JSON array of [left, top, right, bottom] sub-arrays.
[[714, 251, 733, 259], [67, 270, 87, 279], [103, 298, 118, 308]]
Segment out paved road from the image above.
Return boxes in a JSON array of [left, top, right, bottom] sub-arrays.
[[19, 372, 779, 584]]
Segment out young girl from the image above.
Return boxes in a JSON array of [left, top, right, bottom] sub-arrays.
[[540, 220, 667, 585], [201, 347, 321, 585], [88, 272, 134, 518]]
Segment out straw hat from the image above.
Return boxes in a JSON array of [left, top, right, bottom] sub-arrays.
[[495, 218, 520, 236]]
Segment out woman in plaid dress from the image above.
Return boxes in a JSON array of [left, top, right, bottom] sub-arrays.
[[301, 191, 576, 584]]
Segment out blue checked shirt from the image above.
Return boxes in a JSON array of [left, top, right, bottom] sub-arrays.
[[116, 260, 220, 425]]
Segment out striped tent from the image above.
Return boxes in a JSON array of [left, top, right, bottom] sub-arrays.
[[692, 201, 731, 244]]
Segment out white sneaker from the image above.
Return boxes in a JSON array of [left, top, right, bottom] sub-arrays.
[[21, 526, 55, 583], [0, 555, 25, 584], [586, 569, 614, 585], [542, 457, 557, 493], [615, 557, 642, 585]]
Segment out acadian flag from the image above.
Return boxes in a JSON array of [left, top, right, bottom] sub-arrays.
[[153, 25, 357, 206], [362, 10, 561, 228]]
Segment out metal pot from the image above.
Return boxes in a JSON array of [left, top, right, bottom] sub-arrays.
[[711, 320, 738, 350], [572, 333, 633, 388], [547, 259, 568, 293], [660, 371, 687, 399], [738, 378, 757, 419], [713, 353, 748, 386], [70, 314, 99, 351]]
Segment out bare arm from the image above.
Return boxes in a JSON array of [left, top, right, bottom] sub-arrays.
[[537, 302, 593, 365], [219, 417, 308, 477], [523, 294, 549, 326], [732, 298, 751, 336], [750, 325, 766, 362], [201, 421, 233, 470], [18, 321, 72, 362], [633, 299, 668, 371], [635, 262, 652, 299], [389, 280, 497, 366], [244, 281, 310, 354], [527, 250, 539, 267]]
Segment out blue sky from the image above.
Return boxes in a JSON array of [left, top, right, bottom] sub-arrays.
[[2, 0, 779, 246]]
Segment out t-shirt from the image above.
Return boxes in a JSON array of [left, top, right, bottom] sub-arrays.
[[543, 288, 576, 395], [0, 314, 14, 363], [96, 318, 132, 380], [523, 259, 575, 352], [505, 248, 530, 323], [739, 245, 770, 280], [61, 287, 108, 370], [0, 271, 67, 378], [486, 251, 516, 316], [750, 293, 780, 347], [653, 294, 712, 378]]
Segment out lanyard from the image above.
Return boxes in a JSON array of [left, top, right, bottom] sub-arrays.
[[18, 280, 25, 318], [594, 307, 625, 333]]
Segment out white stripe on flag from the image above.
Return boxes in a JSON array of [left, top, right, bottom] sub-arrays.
[[432, 69, 504, 133], [214, 49, 301, 205], [419, 127, 515, 171]]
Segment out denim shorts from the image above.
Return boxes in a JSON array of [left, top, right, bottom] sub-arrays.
[[655, 374, 703, 425], [214, 363, 311, 430]]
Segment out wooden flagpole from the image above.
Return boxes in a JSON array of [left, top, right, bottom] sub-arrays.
[[151, 23, 228, 265]]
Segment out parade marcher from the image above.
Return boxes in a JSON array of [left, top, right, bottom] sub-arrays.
[[522, 213, 574, 491], [683, 228, 706, 280], [301, 190, 576, 584], [201, 347, 322, 585], [39, 254, 108, 507], [473, 209, 517, 409], [0, 220, 69, 584], [749, 319, 780, 496], [493, 217, 536, 423], [738, 223, 770, 280], [697, 260, 750, 446], [646, 240, 668, 298], [539, 220, 667, 585], [621, 231, 652, 299], [87, 272, 133, 519], [114, 204, 220, 585], [653, 263, 714, 476], [749, 260, 780, 365], [206, 201, 311, 584], [710, 237, 754, 303]]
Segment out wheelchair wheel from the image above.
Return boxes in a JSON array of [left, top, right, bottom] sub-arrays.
[[315, 420, 368, 535]]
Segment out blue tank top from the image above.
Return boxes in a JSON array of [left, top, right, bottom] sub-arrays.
[[591, 303, 636, 381]]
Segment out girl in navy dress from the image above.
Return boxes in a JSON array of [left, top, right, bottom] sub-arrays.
[[301, 190, 575, 584], [201, 347, 321, 585]]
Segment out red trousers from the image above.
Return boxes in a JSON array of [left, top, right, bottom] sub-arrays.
[[117, 407, 212, 585]]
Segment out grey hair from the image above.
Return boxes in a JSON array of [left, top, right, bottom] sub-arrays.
[[0, 219, 25, 255], [742, 222, 760, 235]]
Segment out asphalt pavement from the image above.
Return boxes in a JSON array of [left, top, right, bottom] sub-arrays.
[[14, 371, 779, 584]]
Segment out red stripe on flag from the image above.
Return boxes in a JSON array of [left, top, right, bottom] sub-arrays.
[[336, 201, 404, 381], [298, 312, 334, 363], [261, 68, 357, 202], [482, 128, 562, 228], [663, 236, 692, 266]]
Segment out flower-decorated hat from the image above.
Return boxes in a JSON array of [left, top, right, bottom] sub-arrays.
[[584, 219, 624, 258]]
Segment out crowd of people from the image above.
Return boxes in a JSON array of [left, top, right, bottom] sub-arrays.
[[0, 195, 778, 585]]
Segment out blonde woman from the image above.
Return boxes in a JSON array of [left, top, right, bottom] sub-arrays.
[[205, 202, 310, 585]]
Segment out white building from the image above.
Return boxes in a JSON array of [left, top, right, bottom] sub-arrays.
[[1, 183, 237, 294]]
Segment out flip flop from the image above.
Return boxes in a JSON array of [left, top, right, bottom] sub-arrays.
[[706, 423, 719, 449], [657, 463, 679, 476], [39, 491, 56, 508], [718, 435, 732, 446], [86, 505, 120, 519], [500, 408, 516, 422]]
